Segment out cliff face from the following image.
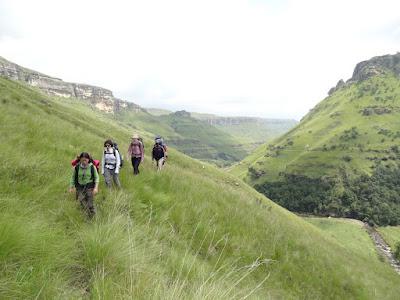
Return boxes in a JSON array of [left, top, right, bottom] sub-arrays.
[[0, 56, 142, 114], [351, 53, 400, 82], [328, 52, 400, 95]]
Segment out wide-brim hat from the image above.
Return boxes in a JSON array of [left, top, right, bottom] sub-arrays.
[[132, 134, 139, 139]]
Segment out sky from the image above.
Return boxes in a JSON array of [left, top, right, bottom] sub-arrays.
[[0, 0, 399, 120]]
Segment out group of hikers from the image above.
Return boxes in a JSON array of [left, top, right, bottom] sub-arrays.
[[68, 134, 168, 218]]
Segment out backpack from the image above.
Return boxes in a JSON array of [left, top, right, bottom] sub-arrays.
[[155, 136, 168, 156], [138, 138, 145, 150], [74, 163, 96, 189], [152, 143, 165, 160], [71, 156, 100, 172], [110, 142, 124, 168]]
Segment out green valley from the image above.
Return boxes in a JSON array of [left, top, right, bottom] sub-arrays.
[[231, 53, 400, 225]]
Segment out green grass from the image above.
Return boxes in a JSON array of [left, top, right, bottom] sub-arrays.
[[232, 73, 400, 182], [1, 77, 400, 299], [230, 71, 400, 224], [304, 217, 378, 260], [146, 108, 297, 158], [377, 226, 400, 251], [158, 112, 248, 166], [190, 113, 297, 153], [117, 109, 247, 166]]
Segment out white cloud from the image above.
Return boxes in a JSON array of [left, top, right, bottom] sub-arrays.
[[0, 0, 399, 119]]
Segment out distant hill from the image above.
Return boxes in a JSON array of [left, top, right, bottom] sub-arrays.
[[231, 52, 400, 225], [146, 107, 173, 116], [158, 111, 248, 165], [192, 113, 297, 152], [148, 109, 298, 153]]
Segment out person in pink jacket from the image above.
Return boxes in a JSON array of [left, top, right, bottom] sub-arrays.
[[128, 134, 144, 175]]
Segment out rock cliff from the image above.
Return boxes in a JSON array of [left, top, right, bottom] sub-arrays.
[[0, 56, 142, 114]]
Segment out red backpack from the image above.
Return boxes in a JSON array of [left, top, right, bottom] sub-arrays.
[[71, 156, 100, 172]]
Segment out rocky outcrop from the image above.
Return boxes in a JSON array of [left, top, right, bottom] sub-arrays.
[[328, 52, 400, 95], [0, 56, 142, 114], [328, 79, 345, 96], [351, 53, 400, 82], [173, 110, 191, 118]]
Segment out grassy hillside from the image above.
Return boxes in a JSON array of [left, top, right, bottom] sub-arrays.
[[190, 113, 297, 152], [232, 56, 400, 225], [146, 107, 173, 116], [378, 226, 400, 256], [1, 77, 400, 298], [116, 109, 249, 166], [147, 109, 297, 154], [304, 217, 378, 259], [158, 111, 247, 166]]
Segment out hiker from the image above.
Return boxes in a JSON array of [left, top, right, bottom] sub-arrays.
[[71, 155, 100, 172], [128, 134, 144, 175], [155, 135, 168, 161], [152, 139, 166, 171], [101, 139, 121, 188], [69, 152, 99, 218]]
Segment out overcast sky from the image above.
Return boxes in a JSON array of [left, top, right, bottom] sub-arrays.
[[0, 0, 399, 119]]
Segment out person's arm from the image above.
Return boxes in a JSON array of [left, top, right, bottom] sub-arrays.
[[115, 150, 121, 174], [101, 151, 105, 175], [140, 142, 144, 162], [93, 165, 99, 194], [127, 144, 132, 159]]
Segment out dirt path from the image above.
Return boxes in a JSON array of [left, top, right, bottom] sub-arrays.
[[363, 223, 400, 274]]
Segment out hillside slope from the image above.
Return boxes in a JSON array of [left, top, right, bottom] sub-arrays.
[[0, 56, 253, 166], [117, 109, 247, 166], [1, 77, 400, 298], [148, 109, 298, 153], [231, 53, 400, 225]]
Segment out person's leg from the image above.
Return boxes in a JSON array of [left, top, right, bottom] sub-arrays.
[[85, 189, 95, 218], [157, 158, 164, 171], [131, 157, 136, 175], [133, 157, 140, 175], [77, 189, 85, 213], [77, 189, 88, 212], [111, 168, 121, 188], [104, 168, 112, 188]]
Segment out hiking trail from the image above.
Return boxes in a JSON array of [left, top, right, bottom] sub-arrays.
[[363, 223, 400, 274]]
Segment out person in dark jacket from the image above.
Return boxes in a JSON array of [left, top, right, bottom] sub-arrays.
[[152, 139, 166, 171]]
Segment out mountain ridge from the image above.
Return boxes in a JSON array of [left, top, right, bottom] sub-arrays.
[[0, 56, 142, 114], [232, 52, 400, 225]]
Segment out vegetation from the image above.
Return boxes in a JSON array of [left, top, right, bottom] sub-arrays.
[[191, 113, 298, 153], [1, 77, 400, 298], [232, 72, 400, 225], [304, 217, 378, 259], [147, 109, 298, 156], [117, 109, 247, 166], [377, 226, 400, 259]]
